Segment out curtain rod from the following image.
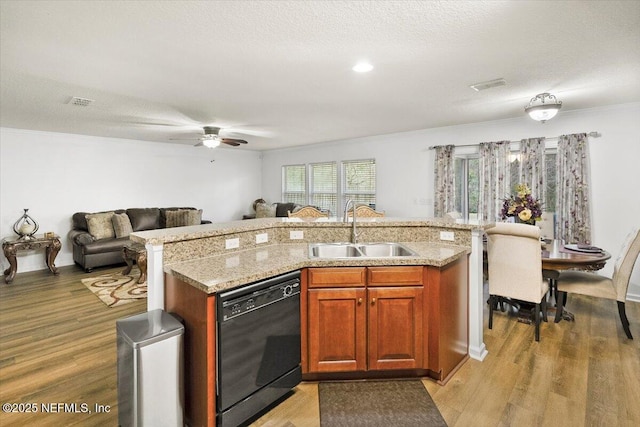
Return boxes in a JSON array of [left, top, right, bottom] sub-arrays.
[[427, 131, 601, 150]]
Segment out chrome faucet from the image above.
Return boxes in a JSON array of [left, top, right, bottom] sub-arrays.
[[343, 199, 359, 244]]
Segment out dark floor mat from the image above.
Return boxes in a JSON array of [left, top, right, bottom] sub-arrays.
[[318, 379, 447, 427]]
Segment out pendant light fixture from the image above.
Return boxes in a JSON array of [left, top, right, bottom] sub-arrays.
[[524, 92, 562, 122]]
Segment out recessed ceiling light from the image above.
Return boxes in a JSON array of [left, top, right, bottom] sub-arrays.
[[352, 62, 373, 73]]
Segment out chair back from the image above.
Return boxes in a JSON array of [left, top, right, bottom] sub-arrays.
[[346, 205, 385, 218], [486, 223, 547, 303], [287, 206, 329, 218], [612, 228, 640, 301]]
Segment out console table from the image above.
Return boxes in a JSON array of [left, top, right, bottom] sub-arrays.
[[2, 234, 61, 284]]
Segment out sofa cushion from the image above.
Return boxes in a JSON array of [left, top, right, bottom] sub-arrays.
[[126, 208, 160, 231], [85, 212, 115, 240], [160, 207, 196, 228], [165, 209, 203, 228], [73, 209, 125, 231], [112, 213, 133, 238], [275, 202, 299, 217], [256, 202, 277, 218]]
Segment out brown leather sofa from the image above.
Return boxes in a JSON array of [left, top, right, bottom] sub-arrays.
[[69, 207, 210, 272]]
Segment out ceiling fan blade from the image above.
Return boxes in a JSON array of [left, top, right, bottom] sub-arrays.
[[170, 137, 202, 141], [221, 138, 248, 146]]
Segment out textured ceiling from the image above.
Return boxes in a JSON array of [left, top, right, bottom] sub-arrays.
[[1, 1, 639, 150]]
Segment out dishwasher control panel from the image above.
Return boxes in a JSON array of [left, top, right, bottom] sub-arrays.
[[219, 275, 300, 321]]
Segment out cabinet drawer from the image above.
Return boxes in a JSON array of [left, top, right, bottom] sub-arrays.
[[308, 267, 366, 288], [367, 266, 423, 286]]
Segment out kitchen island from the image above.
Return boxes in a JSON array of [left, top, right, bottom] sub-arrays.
[[130, 217, 492, 427]]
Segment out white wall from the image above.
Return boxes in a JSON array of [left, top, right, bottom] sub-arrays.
[[261, 103, 640, 300], [0, 128, 262, 273]]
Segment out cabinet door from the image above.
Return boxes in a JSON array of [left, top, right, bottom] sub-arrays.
[[368, 286, 424, 370], [308, 288, 367, 372]]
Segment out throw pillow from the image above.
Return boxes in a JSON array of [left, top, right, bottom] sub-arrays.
[[85, 212, 115, 240], [165, 209, 203, 228], [112, 213, 133, 238], [255, 203, 276, 218]]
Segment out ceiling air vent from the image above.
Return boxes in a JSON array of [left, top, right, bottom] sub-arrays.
[[68, 96, 95, 106], [469, 78, 507, 92]]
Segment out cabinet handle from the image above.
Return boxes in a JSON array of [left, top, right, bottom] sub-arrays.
[[358, 298, 363, 305], [371, 298, 376, 305]]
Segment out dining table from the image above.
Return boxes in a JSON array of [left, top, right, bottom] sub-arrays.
[[541, 242, 611, 321], [542, 244, 611, 272]]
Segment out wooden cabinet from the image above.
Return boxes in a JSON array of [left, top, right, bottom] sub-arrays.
[[165, 273, 216, 427], [308, 287, 367, 372], [305, 266, 425, 373], [368, 286, 423, 370], [426, 255, 469, 384]]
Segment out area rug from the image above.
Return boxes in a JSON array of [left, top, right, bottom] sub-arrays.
[[81, 271, 147, 307], [318, 380, 447, 427]]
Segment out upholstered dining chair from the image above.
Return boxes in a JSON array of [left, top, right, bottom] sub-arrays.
[[346, 205, 385, 218], [486, 222, 549, 341], [554, 228, 640, 339], [287, 206, 329, 218]]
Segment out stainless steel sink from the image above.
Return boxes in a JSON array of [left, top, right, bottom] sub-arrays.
[[308, 242, 418, 258], [309, 243, 362, 258], [358, 242, 418, 257]]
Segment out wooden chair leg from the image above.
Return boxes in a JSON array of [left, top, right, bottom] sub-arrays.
[[534, 303, 541, 342], [541, 298, 548, 323], [554, 291, 565, 323], [617, 301, 633, 339]]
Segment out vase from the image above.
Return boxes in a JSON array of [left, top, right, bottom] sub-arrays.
[[514, 216, 535, 226], [13, 208, 39, 239]]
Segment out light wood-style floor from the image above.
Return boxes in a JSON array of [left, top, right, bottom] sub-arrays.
[[1, 265, 639, 426]]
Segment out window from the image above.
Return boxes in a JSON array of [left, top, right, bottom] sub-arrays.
[[310, 162, 337, 214], [282, 164, 306, 205], [509, 150, 557, 212], [342, 159, 376, 209], [282, 159, 376, 217], [454, 149, 556, 220], [454, 156, 479, 220]]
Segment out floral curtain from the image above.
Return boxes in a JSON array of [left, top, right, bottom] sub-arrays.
[[519, 137, 546, 205], [478, 141, 511, 222], [433, 145, 455, 217], [556, 133, 592, 243]]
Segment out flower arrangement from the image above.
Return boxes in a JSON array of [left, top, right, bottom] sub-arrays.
[[500, 184, 543, 225]]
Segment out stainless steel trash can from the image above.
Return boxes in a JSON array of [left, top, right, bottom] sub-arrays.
[[117, 309, 184, 427]]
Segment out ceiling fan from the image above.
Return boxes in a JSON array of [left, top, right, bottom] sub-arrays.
[[171, 126, 249, 148]]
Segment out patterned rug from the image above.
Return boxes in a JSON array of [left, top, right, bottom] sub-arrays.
[[319, 380, 447, 427], [81, 271, 147, 307]]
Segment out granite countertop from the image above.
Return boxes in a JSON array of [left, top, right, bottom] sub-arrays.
[[164, 241, 469, 294], [132, 217, 492, 245]]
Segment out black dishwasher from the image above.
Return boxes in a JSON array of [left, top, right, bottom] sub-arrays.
[[216, 270, 301, 427]]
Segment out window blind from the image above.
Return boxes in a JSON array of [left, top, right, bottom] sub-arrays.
[[342, 159, 376, 208], [282, 164, 307, 205]]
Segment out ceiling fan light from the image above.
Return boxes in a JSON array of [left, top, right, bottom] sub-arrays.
[[202, 136, 221, 148], [524, 92, 562, 123]]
